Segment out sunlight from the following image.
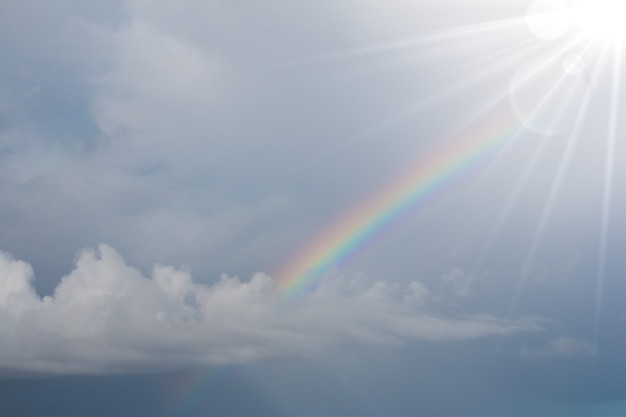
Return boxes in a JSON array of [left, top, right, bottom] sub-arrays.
[[527, 0, 626, 42], [594, 42, 623, 345], [270, 0, 624, 334], [573, 0, 626, 41], [526, 0, 573, 39]]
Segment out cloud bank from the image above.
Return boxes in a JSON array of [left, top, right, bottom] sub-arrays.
[[0, 245, 540, 375]]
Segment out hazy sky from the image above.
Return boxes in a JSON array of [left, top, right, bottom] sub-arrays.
[[1, 0, 626, 415]]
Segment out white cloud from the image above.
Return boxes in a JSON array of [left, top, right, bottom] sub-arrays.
[[0, 245, 540, 375], [521, 336, 596, 359]]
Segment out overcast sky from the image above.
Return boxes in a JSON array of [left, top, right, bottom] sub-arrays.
[[1, 0, 626, 416]]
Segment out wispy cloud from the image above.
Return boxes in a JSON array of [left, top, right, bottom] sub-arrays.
[[521, 336, 596, 359]]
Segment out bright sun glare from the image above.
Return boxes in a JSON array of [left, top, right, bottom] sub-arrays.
[[573, 0, 626, 40], [527, 0, 626, 42]]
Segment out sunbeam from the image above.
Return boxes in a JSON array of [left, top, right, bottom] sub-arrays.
[[273, 16, 531, 69], [471, 33, 590, 170], [527, 0, 626, 42], [315, 32, 554, 160], [471, 40, 598, 298], [508, 41, 604, 316], [313, 30, 588, 167], [594, 38, 624, 347], [290, 1, 625, 312], [572, 0, 626, 41]]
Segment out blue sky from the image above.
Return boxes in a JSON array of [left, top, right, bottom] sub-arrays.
[[1, 0, 626, 415]]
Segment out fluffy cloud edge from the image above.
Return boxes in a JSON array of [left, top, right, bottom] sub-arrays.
[[0, 244, 542, 375]]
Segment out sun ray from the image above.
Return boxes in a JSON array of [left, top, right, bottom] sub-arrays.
[[272, 2, 625, 327], [472, 41, 599, 280], [273, 16, 530, 69], [324, 36, 552, 151], [471, 138, 549, 276], [572, 0, 626, 41], [594, 37, 624, 347], [310, 34, 596, 301], [465, 35, 590, 182], [498, 43, 601, 315], [312, 33, 588, 167]]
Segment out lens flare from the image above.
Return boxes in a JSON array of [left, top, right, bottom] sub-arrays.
[[526, 0, 573, 39], [509, 54, 590, 135]]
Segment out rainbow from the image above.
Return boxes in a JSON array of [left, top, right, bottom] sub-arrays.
[[274, 111, 521, 300]]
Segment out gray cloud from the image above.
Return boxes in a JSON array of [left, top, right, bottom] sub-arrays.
[[0, 244, 540, 375]]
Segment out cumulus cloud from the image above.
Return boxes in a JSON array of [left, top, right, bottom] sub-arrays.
[[521, 337, 596, 359], [0, 245, 540, 375]]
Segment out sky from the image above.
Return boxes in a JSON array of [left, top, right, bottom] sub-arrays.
[[1, 0, 626, 415]]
